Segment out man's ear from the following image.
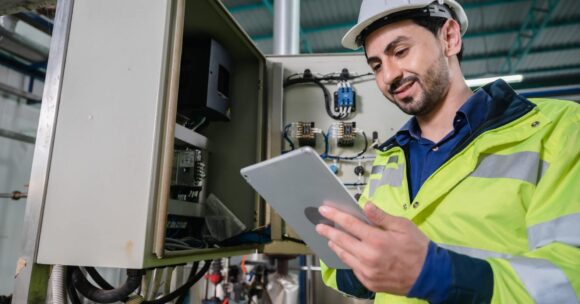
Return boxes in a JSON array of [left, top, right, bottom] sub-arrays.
[[440, 19, 462, 58]]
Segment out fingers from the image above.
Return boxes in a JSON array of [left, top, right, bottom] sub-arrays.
[[327, 240, 366, 271], [315, 223, 364, 258], [318, 206, 373, 241], [363, 202, 403, 231]]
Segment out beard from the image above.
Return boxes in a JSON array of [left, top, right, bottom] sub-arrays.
[[387, 55, 450, 116]]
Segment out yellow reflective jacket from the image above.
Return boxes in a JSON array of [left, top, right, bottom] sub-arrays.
[[321, 81, 580, 303]]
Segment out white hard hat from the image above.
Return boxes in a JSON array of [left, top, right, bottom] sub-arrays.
[[342, 0, 468, 50]]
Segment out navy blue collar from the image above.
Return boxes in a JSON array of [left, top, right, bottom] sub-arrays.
[[394, 89, 492, 146], [377, 79, 536, 152]]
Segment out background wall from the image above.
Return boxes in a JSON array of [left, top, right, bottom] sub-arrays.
[[0, 64, 42, 295]]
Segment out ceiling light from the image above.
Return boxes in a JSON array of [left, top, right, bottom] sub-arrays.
[[465, 74, 524, 88]]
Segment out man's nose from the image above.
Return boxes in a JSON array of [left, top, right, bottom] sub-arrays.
[[381, 61, 402, 89]]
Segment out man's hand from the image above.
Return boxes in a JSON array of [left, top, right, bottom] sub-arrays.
[[315, 202, 429, 295]]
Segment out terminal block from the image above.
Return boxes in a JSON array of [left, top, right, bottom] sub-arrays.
[[335, 122, 357, 147], [296, 122, 317, 147]]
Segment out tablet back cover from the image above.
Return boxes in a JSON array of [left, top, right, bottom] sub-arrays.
[[241, 147, 368, 269]]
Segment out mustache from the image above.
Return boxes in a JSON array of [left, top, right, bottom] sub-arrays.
[[389, 76, 419, 94]]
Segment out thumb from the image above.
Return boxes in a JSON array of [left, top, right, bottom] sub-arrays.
[[363, 202, 399, 230]]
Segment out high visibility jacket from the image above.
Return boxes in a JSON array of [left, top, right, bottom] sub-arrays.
[[321, 80, 580, 303]]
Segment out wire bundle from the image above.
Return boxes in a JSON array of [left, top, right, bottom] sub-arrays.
[[66, 260, 211, 304], [283, 69, 372, 121]]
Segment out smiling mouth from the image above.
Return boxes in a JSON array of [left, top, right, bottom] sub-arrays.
[[393, 80, 415, 95]]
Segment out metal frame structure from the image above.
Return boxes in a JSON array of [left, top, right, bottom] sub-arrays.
[[12, 0, 73, 302], [499, 0, 560, 74], [224, 0, 580, 80]]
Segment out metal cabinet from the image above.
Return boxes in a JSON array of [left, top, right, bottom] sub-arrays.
[[15, 0, 408, 301]]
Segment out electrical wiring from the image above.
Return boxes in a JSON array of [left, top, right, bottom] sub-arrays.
[[175, 262, 200, 304], [323, 130, 369, 160], [85, 267, 115, 290], [282, 123, 295, 152], [67, 258, 208, 304], [165, 244, 199, 250], [165, 238, 191, 247], [165, 237, 207, 251], [191, 117, 207, 131], [285, 77, 346, 120], [284, 70, 372, 121], [66, 266, 82, 304], [321, 131, 329, 157], [335, 156, 376, 163], [141, 260, 211, 304], [70, 267, 143, 303]]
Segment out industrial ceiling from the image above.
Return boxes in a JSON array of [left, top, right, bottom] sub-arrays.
[[222, 0, 580, 90], [1, 0, 579, 94]]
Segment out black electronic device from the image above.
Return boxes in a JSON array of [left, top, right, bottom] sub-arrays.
[[178, 37, 233, 122]]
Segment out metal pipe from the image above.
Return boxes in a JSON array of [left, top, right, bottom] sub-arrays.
[[273, 0, 300, 55], [0, 128, 36, 144], [0, 81, 42, 104], [0, 191, 28, 200], [306, 255, 315, 304], [0, 21, 50, 62]]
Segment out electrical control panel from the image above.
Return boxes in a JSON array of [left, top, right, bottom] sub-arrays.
[[36, 0, 266, 269], [268, 55, 411, 201], [32, 0, 411, 272]]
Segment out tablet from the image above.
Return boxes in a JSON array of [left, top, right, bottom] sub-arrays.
[[240, 146, 370, 269]]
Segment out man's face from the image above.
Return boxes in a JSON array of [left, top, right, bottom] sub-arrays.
[[365, 20, 451, 116]]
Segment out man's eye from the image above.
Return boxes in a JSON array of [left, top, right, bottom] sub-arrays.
[[371, 63, 381, 73], [395, 48, 408, 57]]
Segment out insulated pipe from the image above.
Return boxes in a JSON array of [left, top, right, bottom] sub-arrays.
[[273, 0, 300, 55], [47, 265, 66, 304], [0, 81, 43, 103], [0, 127, 36, 144]]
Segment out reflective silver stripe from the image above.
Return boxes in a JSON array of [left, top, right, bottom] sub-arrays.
[[528, 213, 580, 250], [438, 244, 513, 259], [368, 164, 404, 197], [470, 152, 549, 185], [371, 165, 384, 174], [368, 179, 380, 197], [509, 258, 579, 304], [379, 164, 404, 187], [387, 156, 398, 164]]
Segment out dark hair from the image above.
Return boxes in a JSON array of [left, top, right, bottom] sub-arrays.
[[411, 17, 464, 63]]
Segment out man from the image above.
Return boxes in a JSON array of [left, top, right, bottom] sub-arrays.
[[315, 0, 580, 303]]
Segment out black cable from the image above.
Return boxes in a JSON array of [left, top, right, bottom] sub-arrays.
[[326, 131, 369, 160], [66, 266, 83, 304], [71, 267, 143, 303], [175, 261, 200, 304], [142, 260, 211, 304], [283, 124, 295, 151], [284, 78, 348, 121], [85, 267, 115, 290]]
